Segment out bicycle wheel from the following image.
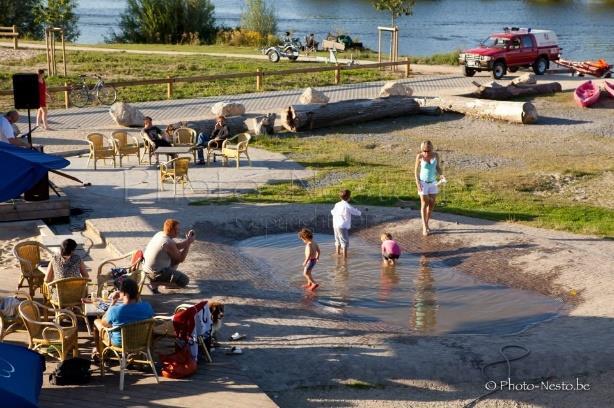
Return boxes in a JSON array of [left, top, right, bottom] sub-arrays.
[[69, 86, 89, 108], [97, 85, 117, 105]]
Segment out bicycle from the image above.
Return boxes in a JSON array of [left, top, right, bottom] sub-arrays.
[[68, 74, 117, 108]]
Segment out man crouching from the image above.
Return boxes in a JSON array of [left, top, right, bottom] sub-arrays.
[[143, 219, 194, 294]]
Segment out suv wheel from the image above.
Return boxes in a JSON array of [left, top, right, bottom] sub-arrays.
[[532, 57, 548, 75], [462, 65, 476, 77], [492, 61, 507, 79]]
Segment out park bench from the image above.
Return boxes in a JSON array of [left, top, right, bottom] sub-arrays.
[[0, 25, 19, 49]]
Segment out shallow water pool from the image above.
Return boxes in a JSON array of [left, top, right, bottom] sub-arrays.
[[238, 233, 564, 335]]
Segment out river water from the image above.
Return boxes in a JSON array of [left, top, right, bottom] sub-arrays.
[[77, 0, 614, 61]]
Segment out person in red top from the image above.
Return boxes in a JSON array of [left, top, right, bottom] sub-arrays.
[[36, 69, 51, 130], [380, 232, 401, 265]]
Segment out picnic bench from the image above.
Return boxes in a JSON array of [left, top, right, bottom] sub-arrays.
[[0, 25, 19, 49]]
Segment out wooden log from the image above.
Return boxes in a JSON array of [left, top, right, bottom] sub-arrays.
[[418, 106, 443, 116], [281, 96, 421, 132], [436, 96, 538, 124], [189, 116, 248, 136], [472, 81, 562, 100]]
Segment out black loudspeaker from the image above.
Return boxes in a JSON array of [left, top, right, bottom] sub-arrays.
[[12, 73, 40, 110]]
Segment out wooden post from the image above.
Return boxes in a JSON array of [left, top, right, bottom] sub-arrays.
[[61, 31, 67, 77], [45, 29, 52, 74], [51, 31, 56, 76], [256, 68, 263, 91], [405, 57, 411, 78], [378, 29, 382, 65], [12, 25, 18, 49], [334, 64, 341, 85], [166, 76, 173, 99], [64, 82, 69, 109]]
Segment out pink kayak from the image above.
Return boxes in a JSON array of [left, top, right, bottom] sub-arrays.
[[605, 80, 614, 98], [574, 80, 600, 107]]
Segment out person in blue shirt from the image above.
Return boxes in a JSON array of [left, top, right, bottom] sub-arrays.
[[97, 278, 154, 346]]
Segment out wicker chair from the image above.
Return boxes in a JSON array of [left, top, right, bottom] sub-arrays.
[[87, 133, 116, 170], [111, 130, 141, 167], [96, 250, 145, 297], [206, 138, 225, 165], [100, 319, 159, 390], [222, 132, 252, 168], [12, 240, 51, 297], [140, 131, 157, 165], [173, 127, 197, 162], [160, 157, 193, 194], [46, 277, 91, 335], [0, 290, 31, 341], [18, 300, 79, 361]]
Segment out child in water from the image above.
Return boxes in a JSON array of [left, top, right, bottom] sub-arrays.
[[298, 228, 320, 290], [380, 232, 401, 265]]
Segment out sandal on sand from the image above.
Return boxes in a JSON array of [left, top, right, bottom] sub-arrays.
[[229, 332, 246, 341], [226, 346, 243, 355]]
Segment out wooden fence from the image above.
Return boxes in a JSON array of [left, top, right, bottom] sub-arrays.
[[0, 59, 411, 109]]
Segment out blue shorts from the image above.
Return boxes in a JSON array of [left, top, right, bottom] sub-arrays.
[[305, 259, 317, 272]]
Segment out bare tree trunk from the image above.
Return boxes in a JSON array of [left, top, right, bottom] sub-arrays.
[[436, 96, 538, 124], [281, 96, 421, 132]]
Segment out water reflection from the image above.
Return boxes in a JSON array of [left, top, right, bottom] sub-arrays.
[[410, 256, 438, 333], [378, 263, 400, 302], [333, 256, 350, 303]]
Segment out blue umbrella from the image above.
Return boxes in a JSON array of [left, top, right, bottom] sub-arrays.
[[0, 342, 45, 408], [0, 142, 69, 202]]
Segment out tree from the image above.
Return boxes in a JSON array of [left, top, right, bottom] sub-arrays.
[[370, 0, 416, 26], [35, 0, 80, 41], [0, 0, 44, 39], [112, 0, 216, 44], [240, 0, 278, 37]]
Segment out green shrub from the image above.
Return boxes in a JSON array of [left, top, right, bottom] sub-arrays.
[[112, 0, 216, 44], [216, 27, 277, 47], [240, 0, 278, 37]]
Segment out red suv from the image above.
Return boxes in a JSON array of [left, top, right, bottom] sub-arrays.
[[459, 28, 561, 79]]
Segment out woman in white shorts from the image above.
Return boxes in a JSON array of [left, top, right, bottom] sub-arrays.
[[414, 140, 444, 236]]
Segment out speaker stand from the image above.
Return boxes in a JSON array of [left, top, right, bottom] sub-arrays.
[[27, 108, 32, 146]]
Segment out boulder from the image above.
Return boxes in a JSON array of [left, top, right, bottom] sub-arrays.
[[299, 87, 329, 104], [379, 81, 414, 97], [109, 102, 145, 127], [511, 73, 537, 86], [211, 101, 246, 117]]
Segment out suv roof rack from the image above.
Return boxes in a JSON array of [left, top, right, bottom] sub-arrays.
[[503, 27, 531, 33]]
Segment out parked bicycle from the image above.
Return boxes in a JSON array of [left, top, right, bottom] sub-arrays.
[[68, 74, 117, 108]]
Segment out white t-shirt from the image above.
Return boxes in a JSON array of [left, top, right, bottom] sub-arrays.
[[143, 231, 174, 273], [331, 200, 361, 229], [0, 116, 15, 144]]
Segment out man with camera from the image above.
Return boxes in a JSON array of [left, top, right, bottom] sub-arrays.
[[143, 219, 194, 294]]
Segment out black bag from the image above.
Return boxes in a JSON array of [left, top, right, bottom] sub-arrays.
[[49, 357, 91, 385], [111, 267, 129, 289]]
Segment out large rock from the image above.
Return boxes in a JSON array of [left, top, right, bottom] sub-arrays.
[[511, 73, 537, 86], [211, 101, 246, 117], [379, 81, 413, 97], [299, 87, 329, 104], [109, 102, 144, 127]]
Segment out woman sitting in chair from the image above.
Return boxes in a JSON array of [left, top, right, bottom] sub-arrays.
[[45, 239, 89, 282], [96, 278, 154, 346]]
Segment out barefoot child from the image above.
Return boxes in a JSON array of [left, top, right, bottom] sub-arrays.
[[331, 189, 361, 258], [298, 228, 320, 290], [380, 232, 401, 265]]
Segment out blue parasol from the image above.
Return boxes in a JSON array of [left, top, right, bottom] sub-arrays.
[[0, 342, 45, 408], [0, 142, 69, 202]]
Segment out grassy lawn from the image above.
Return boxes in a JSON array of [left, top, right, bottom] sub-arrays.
[[0, 48, 403, 110], [191, 112, 614, 238]]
